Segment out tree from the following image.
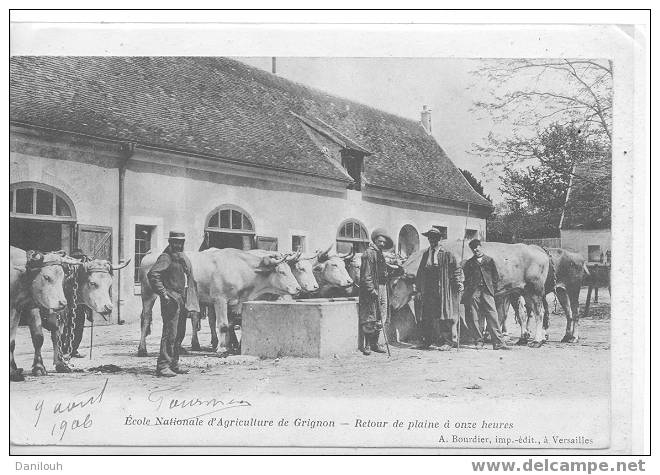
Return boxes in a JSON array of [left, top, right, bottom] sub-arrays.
[[472, 58, 612, 147], [488, 123, 610, 240], [460, 168, 491, 202]]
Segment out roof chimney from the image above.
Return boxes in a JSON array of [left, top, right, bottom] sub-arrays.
[[420, 105, 432, 134], [272, 57, 277, 74]]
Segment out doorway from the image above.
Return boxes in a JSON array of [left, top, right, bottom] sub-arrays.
[[205, 231, 254, 250], [10, 218, 73, 253], [398, 224, 420, 258]]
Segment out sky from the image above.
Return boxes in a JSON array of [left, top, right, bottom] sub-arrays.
[[237, 57, 502, 200]]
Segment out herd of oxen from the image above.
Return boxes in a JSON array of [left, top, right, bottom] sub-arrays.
[[10, 240, 594, 382]]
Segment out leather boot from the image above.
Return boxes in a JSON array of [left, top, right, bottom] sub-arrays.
[[370, 332, 387, 353], [359, 331, 371, 355]]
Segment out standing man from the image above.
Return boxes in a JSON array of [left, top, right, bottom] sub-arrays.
[[148, 231, 200, 377], [68, 248, 92, 358], [462, 239, 509, 350], [416, 228, 463, 351], [358, 228, 394, 356]]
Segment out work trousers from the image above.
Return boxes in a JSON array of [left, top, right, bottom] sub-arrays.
[[421, 317, 456, 347], [465, 286, 504, 347], [157, 294, 188, 372], [359, 284, 388, 350]]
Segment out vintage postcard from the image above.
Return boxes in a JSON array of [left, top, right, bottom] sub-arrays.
[[8, 11, 649, 456]]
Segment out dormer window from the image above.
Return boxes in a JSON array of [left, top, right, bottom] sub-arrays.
[[341, 150, 365, 191]]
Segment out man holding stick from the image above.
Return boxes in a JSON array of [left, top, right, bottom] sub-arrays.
[[358, 228, 395, 356]]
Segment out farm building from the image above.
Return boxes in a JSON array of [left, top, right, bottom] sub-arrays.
[[10, 56, 492, 323], [559, 151, 612, 263]]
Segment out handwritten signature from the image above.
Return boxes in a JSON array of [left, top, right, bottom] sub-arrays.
[[147, 385, 251, 419]]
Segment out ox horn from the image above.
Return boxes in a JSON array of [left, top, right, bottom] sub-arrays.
[[285, 250, 302, 263], [317, 244, 333, 262], [60, 256, 84, 266], [338, 248, 355, 260], [301, 250, 321, 261], [111, 257, 132, 271], [261, 254, 287, 267]]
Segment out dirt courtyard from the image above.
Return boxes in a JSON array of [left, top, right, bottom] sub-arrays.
[[10, 289, 610, 403]]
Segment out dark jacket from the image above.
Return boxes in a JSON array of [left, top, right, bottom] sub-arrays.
[[462, 254, 500, 297], [416, 246, 461, 321], [358, 244, 388, 324], [148, 248, 200, 312]]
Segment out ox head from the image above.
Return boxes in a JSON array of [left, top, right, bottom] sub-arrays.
[[342, 249, 362, 287], [256, 253, 302, 296], [314, 245, 354, 289], [77, 258, 130, 317], [20, 251, 82, 312], [286, 250, 320, 293], [389, 273, 417, 311]]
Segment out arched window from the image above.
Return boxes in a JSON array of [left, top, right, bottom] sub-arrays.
[[10, 182, 76, 221], [398, 224, 420, 258], [203, 205, 256, 251], [205, 206, 254, 233], [336, 219, 369, 253]]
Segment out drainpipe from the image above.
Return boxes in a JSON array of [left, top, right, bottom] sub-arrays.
[[117, 142, 135, 325]]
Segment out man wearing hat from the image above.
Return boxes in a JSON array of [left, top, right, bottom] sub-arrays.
[[148, 231, 200, 377], [358, 228, 395, 355], [416, 228, 463, 350], [462, 239, 509, 350]]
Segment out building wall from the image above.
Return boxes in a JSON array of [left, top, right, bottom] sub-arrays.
[[11, 131, 122, 320], [560, 229, 612, 262], [11, 129, 487, 323]]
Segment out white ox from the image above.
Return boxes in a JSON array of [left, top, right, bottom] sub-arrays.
[[10, 247, 81, 381], [137, 248, 302, 356], [187, 249, 320, 351], [312, 246, 355, 297], [50, 257, 130, 371], [389, 240, 550, 347]]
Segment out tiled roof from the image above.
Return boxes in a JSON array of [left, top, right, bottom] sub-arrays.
[[10, 56, 492, 208]]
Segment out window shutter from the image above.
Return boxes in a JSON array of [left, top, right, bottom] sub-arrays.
[[256, 236, 278, 251], [76, 225, 113, 261]]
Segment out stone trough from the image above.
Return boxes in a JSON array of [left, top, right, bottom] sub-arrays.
[[241, 298, 359, 358]]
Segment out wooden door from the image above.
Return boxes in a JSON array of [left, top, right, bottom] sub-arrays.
[[76, 225, 112, 261]]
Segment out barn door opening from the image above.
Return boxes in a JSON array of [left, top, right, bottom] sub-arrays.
[[204, 231, 254, 250], [10, 218, 74, 254], [398, 224, 420, 258]]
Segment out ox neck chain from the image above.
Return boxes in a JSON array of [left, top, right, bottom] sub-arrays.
[[56, 268, 80, 363]]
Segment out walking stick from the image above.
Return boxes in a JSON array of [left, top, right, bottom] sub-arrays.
[[381, 320, 391, 357], [89, 315, 94, 360], [382, 294, 391, 357], [457, 202, 471, 351]]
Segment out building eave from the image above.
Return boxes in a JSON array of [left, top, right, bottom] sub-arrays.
[[11, 122, 354, 188], [364, 183, 493, 217]]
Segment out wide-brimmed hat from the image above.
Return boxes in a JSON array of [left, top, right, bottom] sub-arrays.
[[421, 228, 443, 239], [168, 231, 186, 240], [370, 228, 394, 249]]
